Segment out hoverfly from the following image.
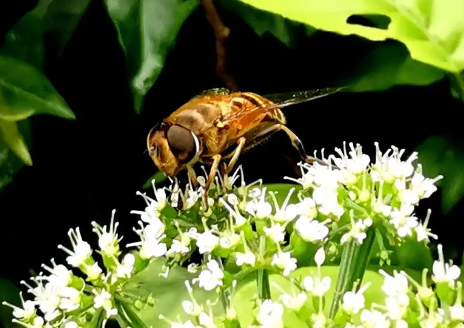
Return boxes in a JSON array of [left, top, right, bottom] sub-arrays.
[[147, 87, 344, 205]]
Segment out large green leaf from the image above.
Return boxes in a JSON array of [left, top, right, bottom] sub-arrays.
[[342, 42, 445, 91], [123, 259, 222, 328], [0, 56, 74, 189], [416, 135, 464, 214], [237, 0, 464, 73], [105, 0, 199, 113], [2, 0, 91, 68], [233, 267, 385, 327], [216, 0, 316, 48], [0, 113, 33, 190], [0, 56, 74, 119]]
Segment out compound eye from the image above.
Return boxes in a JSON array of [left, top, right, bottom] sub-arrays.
[[166, 125, 199, 163]]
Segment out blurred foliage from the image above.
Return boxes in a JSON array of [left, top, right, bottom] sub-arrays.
[[105, 0, 200, 113], [417, 135, 464, 214], [0, 278, 20, 328]]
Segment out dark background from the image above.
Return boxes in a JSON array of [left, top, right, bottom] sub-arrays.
[[0, 0, 463, 288]]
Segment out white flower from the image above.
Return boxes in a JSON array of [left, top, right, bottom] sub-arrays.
[[296, 197, 318, 219], [341, 283, 370, 315], [219, 233, 240, 249], [167, 239, 190, 256], [198, 312, 217, 328], [360, 309, 390, 328], [432, 244, 461, 287], [263, 223, 286, 244], [41, 261, 72, 288], [85, 262, 103, 281], [220, 198, 247, 227], [294, 217, 329, 242], [272, 188, 298, 223], [371, 143, 417, 183], [93, 289, 118, 319], [271, 251, 297, 276], [91, 210, 121, 257], [235, 250, 256, 267], [58, 228, 93, 267], [380, 270, 409, 297], [115, 253, 135, 279], [415, 209, 438, 242], [303, 275, 331, 297], [2, 295, 36, 321], [245, 188, 272, 219], [187, 264, 199, 273], [340, 217, 372, 245], [333, 142, 370, 185], [279, 292, 307, 311], [127, 221, 167, 259], [131, 188, 167, 226], [59, 287, 81, 312], [195, 231, 219, 254], [195, 260, 224, 291], [390, 204, 418, 238], [256, 300, 284, 328]]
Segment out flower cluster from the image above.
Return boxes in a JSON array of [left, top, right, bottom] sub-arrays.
[[2, 213, 139, 328], [4, 142, 450, 328]]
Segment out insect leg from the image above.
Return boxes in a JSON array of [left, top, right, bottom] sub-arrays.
[[187, 165, 199, 188], [204, 154, 222, 209], [222, 137, 246, 191], [224, 137, 247, 175]]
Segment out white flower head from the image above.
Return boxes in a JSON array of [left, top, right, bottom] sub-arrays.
[[91, 210, 121, 257], [194, 260, 224, 291], [256, 300, 284, 328], [58, 227, 93, 268], [432, 244, 461, 287], [271, 251, 297, 276]]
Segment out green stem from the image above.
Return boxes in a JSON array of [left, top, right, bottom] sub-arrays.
[[328, 227, 376, 319], [329, 240, 356, 319], [115, 296, 149, 328], [257, 269, 271, 300], [350, 227, 376, 291]]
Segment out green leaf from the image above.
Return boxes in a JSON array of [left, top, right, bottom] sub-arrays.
[[216, 0, 316, 48], [237, 0, 464, 73], [123, 259, 222, 327], [2, 0, 91, 68], [233, 267, 385, 327], [105, 0, 200, 113], [0, 56, 75, 119], [0, 119, 32, 166], [393, 238, 433, 271], [0, 278, 21, 328], [342, 42, 445, 92], [0, 120, 32, 190], [416, 135, 464, 214]]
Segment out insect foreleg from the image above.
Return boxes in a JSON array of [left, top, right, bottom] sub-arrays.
[[187, 165, 200, 188], [221, 137, 246, 191], [203, 154, 222, 209]]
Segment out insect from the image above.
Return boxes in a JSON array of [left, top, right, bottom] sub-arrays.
[[147, 87, 344, 206]]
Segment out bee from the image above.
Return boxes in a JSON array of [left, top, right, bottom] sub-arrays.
[[147, 87, 344, 205]]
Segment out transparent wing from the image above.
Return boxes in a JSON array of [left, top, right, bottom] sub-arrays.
[[223, 86, 346, 123]]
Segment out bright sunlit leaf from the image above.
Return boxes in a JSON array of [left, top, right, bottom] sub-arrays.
[[237, 0, 464, 73]]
